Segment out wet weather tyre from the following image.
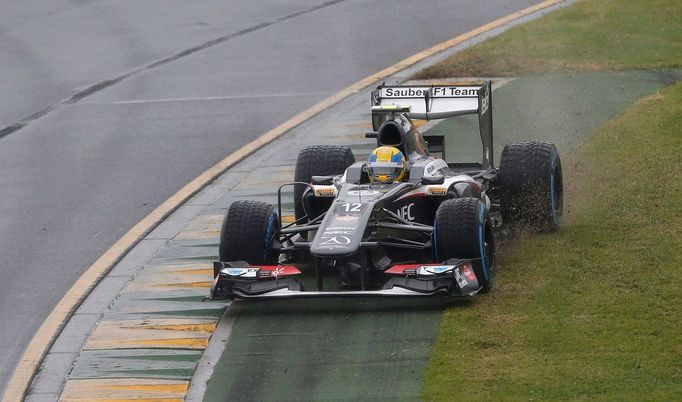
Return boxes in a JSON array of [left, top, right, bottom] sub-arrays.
[[293, 145, 355, 221], [219, 200, 280, 264], [434, 198, 495, 292], [498, 141, 563, 232]]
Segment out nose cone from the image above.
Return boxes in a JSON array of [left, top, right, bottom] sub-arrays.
[[310, 199, 374, 257]]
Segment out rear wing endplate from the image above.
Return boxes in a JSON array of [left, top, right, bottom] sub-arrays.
[[371, 82, 494, 169]]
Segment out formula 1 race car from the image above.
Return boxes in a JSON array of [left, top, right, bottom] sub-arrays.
[[210, 81, 563, 300]]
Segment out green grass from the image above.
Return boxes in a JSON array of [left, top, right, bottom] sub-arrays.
[[422, 79, 682, 402], [414, 0, 682, 78], [419, 0, 682, 399]]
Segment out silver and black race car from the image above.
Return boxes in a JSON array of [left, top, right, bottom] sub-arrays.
[[210, 81, 563, 299]]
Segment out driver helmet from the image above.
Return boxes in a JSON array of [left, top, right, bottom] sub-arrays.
[[367, 146, 407, 183]]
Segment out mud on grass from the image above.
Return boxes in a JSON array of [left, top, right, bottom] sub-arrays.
[[421, 81, 682, 400], [414, 0, 682, 78]]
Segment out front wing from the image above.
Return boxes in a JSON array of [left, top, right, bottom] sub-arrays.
[[210, 260, 483, 300]]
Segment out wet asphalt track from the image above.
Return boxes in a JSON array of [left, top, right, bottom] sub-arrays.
[[0, 0, 544, 394]]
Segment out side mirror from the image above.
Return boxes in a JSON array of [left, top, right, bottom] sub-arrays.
[[421, 175, 445, 185]]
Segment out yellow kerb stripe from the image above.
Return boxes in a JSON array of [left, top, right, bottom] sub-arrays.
[[90, 337, 209, 349], [62, 399, 183, 402], [96, 383, 188, 393], [119, 323, 217, 332]]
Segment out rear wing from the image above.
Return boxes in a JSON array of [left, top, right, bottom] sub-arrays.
[[371, 81, 494, 169]]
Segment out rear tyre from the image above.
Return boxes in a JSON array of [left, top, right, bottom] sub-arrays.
[[433, 198, 495, 292], [498, 141, 563, 232], [219, 200, 280, 264], [293, 145, 355, 221]]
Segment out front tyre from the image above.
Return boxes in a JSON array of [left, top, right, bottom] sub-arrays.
[[434, 198, 495, 292], [219, 200, 280, 264], [498, 141, 563, 232]]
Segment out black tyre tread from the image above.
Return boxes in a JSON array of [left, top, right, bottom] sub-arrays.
[[498, 141, 561, 230], [435, 198, 482, 260], [219, 200, 278, 264], [434, 198, 495, 292], [293, 145, 355, 220]]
